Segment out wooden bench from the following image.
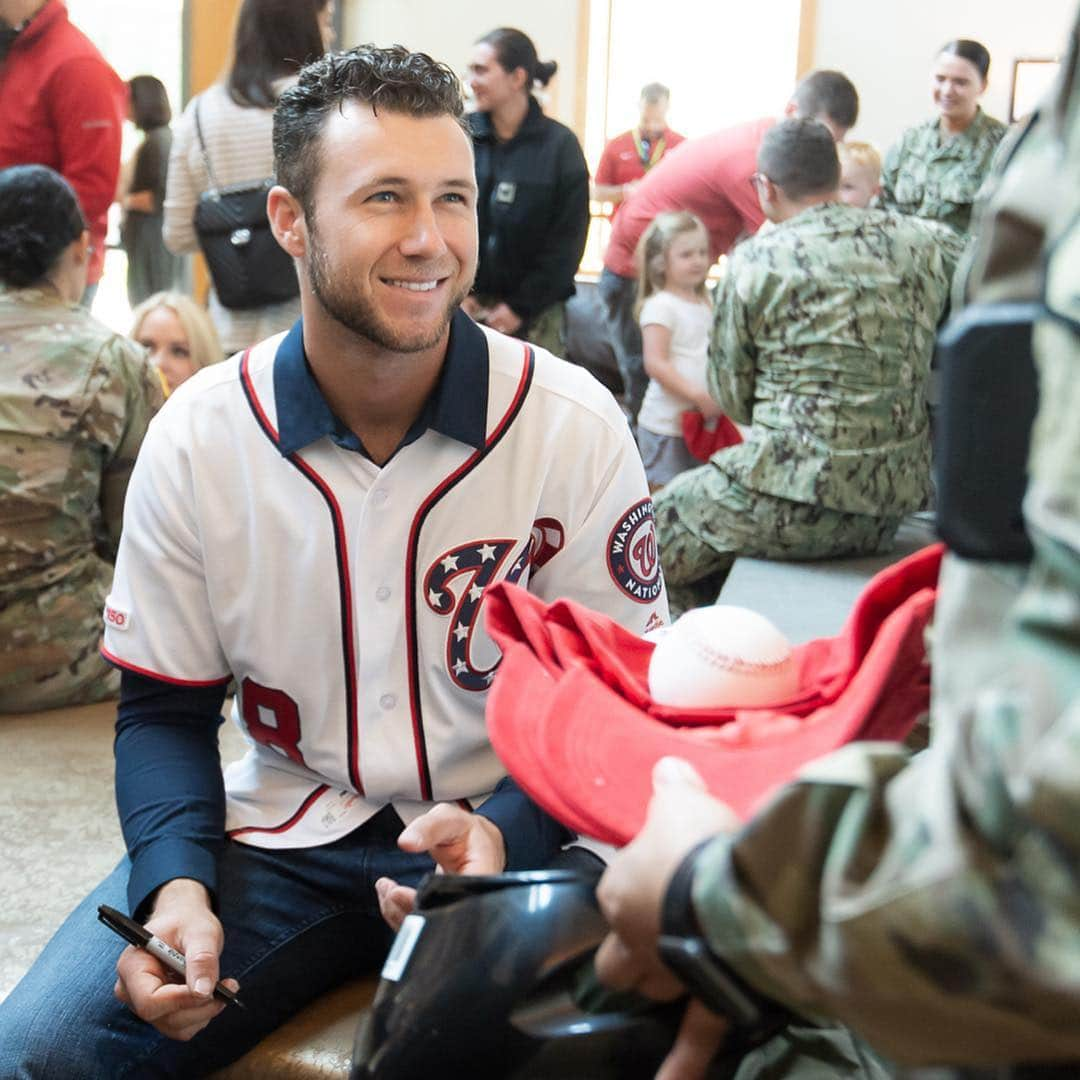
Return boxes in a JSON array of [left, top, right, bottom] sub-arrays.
[[211, 978, 375, 1079]]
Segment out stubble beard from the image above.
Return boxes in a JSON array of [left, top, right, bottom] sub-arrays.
[[306, 223, 471, 354]]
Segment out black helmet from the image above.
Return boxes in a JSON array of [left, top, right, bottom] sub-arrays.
[[351, 861, 690, 1079]]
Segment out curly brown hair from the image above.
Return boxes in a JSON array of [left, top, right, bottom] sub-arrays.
[[273, 44, 466, 217]]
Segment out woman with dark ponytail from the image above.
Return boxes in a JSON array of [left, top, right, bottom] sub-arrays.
[[0, 165, 162, 712], [465, 27, 590, 357], [881, 39, 1007, 235]]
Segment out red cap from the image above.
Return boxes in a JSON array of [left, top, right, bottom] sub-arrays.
[[486, 544, 942, 846]]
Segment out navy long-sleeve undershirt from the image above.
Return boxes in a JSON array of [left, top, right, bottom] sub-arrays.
[[114, 670, 573, 920]]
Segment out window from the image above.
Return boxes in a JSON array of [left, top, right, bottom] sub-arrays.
[[579, 0, 804, 277], [65, 0, 185, 330], [1010, 58, 1060, 123]]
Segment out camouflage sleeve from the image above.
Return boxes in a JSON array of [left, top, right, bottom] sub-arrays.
[[687, 285, 1080, 1067], [85, 336, 164, 560], [913, 218, 968, 285], [706, 258, 757, 424], [878, 135, 903, 212]]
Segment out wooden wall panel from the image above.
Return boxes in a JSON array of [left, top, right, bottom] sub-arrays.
[[188, 0, 241, 97], [185, 0, 242, 300], [797, 0, 818, 77]]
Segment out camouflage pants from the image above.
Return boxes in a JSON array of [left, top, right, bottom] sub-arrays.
[[473, 296, 567, 359], [522, 301, 567, 359], [0, 575, 119, 714], [655, 464, 902, 617]]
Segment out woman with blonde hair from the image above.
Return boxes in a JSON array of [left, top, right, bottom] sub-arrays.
[[131, 290, 223, 394]]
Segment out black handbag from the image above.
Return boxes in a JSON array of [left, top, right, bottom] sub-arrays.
[[192, 100, 299, 310]]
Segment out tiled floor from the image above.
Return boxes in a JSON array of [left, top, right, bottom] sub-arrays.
[[0, 699, 246, 1002]]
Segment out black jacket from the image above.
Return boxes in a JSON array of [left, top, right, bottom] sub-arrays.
[[469, 98, 590, 325]]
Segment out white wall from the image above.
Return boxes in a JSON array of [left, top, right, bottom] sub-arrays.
[[342, 0, 583, 129], [810, 0, 1074, 152], [339, 0, 1074, 153]]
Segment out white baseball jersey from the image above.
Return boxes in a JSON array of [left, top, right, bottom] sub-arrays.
[[103, 312, 667, 849]]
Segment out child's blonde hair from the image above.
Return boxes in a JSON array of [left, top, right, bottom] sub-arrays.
[[634, 210, 709, 317], [130, 291, 223, 372], [837, 141, 882, 183]]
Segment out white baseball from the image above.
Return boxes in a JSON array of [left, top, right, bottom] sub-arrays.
[[648, 605, 798, 708]]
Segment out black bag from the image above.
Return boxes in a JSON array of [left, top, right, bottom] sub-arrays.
[[192, 101, 299, 310]]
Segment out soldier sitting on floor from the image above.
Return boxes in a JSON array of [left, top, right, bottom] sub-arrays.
[[655, 118, 952, 616], [0, 164, 162, 712]]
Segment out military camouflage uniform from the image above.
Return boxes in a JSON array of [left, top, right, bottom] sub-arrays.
[[685, 12, 1080, 1074], [655, 203, 951, 615], [0, 286, 162, 712], [881, 108, 1008, 235]]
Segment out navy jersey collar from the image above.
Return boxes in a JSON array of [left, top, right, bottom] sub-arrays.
[[273, 309, 490, 458]]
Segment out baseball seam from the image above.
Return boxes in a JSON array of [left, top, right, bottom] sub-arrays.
[[691, 641, 792, 675]]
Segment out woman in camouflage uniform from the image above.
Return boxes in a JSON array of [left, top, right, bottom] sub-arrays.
[[0, 165, 161, 713], [881, 39, 1007, 235]]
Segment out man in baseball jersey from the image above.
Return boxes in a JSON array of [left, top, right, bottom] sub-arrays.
[[0, 45, 666, 1077]]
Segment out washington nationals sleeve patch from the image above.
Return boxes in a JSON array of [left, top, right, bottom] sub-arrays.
[[607, 499, 662, 603]]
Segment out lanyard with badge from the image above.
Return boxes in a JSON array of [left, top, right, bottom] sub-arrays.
[[632, 130, 666, 171]]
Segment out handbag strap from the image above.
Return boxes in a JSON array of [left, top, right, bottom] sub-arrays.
[[193, 97, 221, 194]]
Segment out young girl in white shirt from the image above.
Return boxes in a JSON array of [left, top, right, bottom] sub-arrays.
[[634, 210, 723, 489]]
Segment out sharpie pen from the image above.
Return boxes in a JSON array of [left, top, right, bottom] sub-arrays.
[[97, 904, 245, 1010]]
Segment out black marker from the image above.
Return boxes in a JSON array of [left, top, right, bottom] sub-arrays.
[[97, 904, 245, 1010]]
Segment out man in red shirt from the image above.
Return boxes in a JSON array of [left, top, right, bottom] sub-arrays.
[[598, 70, 858, 421], [592, 82, 685, 220], [0, 0, 125, 303]]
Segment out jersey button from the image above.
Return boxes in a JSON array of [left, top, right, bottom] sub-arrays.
[[375, 586, 391, 602], [372, 489, 389, 506], [379, 693, 396, 710]]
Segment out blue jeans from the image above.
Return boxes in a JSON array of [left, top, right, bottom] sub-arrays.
[[0, 806, 433, 1079], [597, 267, 646, 422]]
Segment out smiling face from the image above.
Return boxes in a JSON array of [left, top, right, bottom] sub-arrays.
[[301, 101, 478, 354], [931, 53, 985, 127], [466, 43, 526, 114], [135, 305, 197, 390]]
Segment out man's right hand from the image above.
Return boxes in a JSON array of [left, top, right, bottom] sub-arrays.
[[113, 878, 239, 1042]]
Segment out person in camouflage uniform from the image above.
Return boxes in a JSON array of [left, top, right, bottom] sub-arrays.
[[0, 165, 162, 713], [880, 39, 1008, 236], [595, 9, 1080, 1077], [655, 118, 952, 616]]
